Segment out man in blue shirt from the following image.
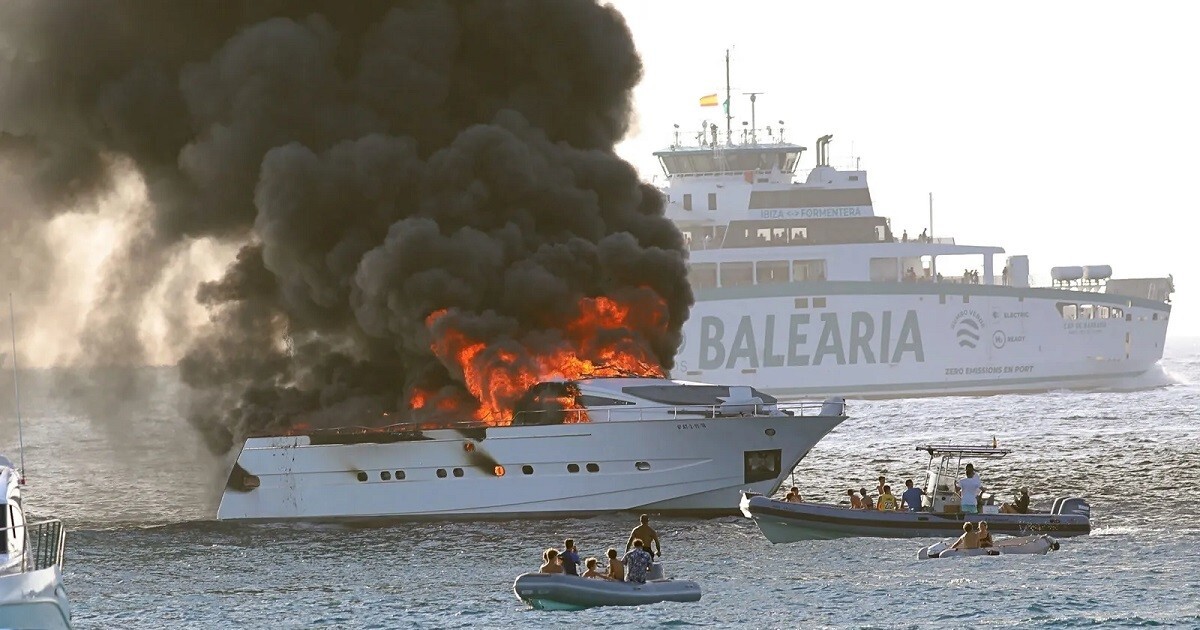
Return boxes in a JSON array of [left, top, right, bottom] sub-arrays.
[[560, 538, 581, 576], [901, 478, 925, 511]]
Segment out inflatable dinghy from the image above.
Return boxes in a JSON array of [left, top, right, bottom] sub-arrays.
[[513, 564, 701, 610], [919, 534, 1060, 559]]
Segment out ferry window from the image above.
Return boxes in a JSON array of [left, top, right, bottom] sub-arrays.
[[1079, 305, 1094, 319], [567, 464, 580, 473], [683, 194, 692, 211], [453, 468, 464, 477], [395, 470, 406, 480], [586, 463, 600, 473], [688, 263, 717, 289], [772, 228, 787, 241], [756, 228, 771, 242], [756, 260, 790, 284], [708, 192, 717, 211], [1098, 306, 1110, 319], [790, 227, 808, 241], [380, 471, 391, 481], [356, 472, 368, 482], [870, 257, 898, 282], [437, 468, 448, 478], [1112, 308, 1122, 319], [813, 297, 827, 308], [1058, 303, 1078, 320], [522, 465, 534, 475], [683, 232, 693, 248], [794, 297, 809, 308], [875, 226, 886, 242], [719, 262, 753, 286], [793, 259, 826, 281]]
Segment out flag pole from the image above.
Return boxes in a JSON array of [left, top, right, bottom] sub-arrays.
[[9, 293, 25, 483], [725, 49, 732, 146]]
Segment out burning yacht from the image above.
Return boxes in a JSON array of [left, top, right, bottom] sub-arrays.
[[216, 377, 846, 521]]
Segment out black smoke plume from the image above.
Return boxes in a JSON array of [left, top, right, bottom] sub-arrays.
[[0, 0, 691, 453]]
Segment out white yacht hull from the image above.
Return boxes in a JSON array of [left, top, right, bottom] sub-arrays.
[[673, 282, 1171, 397], [218, 411, 845, 521], [0, 566, 72, 630]]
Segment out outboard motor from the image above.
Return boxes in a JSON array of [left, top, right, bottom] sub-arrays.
[[1054, 497, 1091, 518], [821, 396, 848, 417]]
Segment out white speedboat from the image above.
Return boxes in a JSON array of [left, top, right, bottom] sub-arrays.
[[217, 377, 847, 521], [660, 57, 1173, 397], [514, 566, 701, 610], [919, 534, 1060, 559], [0, 456, 71, 630]]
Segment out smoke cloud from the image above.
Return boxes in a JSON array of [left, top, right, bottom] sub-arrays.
[[0, 1, 691, 453]]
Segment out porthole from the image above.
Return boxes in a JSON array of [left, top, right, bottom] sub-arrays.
[[380, 471, 392, 481], [522, 465, 534, 475], [453, 468, 464, 478], [586, 463, 599, 473], [635, 461, 651, 471], [356, 471, 368, 482], [395, 470, 406, 480], [567, 464, 580, 473], [436, 468, 447, 478], [765, 428, 776, 436]]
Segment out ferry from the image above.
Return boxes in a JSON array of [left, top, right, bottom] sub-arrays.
[[217, 377, 847, 521], [659, 100, 1173, 396]]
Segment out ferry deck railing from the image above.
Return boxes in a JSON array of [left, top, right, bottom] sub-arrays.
[[2, 518, 66, 573]]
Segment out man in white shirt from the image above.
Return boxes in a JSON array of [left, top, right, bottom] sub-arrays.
[[956, 463, 984, 513]]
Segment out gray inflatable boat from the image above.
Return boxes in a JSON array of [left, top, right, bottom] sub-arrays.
[[513, 565, 701, 610]]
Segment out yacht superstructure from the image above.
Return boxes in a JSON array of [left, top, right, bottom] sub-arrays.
[[659, 125, 1173, 397]]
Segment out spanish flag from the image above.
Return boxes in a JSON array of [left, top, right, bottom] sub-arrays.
[[699, 93, 719, 107]]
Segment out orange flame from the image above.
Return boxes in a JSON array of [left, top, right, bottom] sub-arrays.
[[421, 290, 668, 425]]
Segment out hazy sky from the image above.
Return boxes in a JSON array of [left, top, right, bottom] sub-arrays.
[[609, 1, 1198, 338]]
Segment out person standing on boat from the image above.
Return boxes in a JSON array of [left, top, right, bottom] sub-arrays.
[[622, 539, 653, 584], [901, 479, 925, 512], [956, 463, 984, 513], [876, 476, 887, 497], [560, 539, 581, 576], [627, 514, 661, 557]]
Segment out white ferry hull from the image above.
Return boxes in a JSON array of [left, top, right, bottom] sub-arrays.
[[0, 567, 72, 630], [217, 412, 844, 521], [673, 282, 1171, 397]]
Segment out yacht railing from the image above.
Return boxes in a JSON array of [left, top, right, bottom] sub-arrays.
[[2, 518, 66, 573], [287, 399, 847, 437]]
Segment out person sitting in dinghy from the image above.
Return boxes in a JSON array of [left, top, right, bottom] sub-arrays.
[[622, 539, 654, 584], [604, 548, 624, 581], [876, 485, 900, 510], [540, 548, 564, 573], [978, 522, 994, 548], [581, 557, 604, 579], [847, 489, 864, 509], [949, 522, 980, 551]]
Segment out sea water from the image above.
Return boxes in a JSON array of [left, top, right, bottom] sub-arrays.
[[5, 339, 1199, 628]]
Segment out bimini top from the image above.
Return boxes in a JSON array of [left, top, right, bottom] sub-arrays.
[[918, 445, 1011, 458]]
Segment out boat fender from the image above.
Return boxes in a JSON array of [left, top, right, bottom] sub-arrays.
[[1051, 541, 1060, 551]]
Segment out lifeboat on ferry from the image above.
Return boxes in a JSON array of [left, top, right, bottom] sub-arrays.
[[918, 534, 1060, 559], [513, 564, 701, 610]]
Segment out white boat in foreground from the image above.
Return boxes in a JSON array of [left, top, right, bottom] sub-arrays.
[[217, 377, 847, 521], [513, 564, 701, 610], [0, 456, 71, 630], [918, 534, 1060, 559]]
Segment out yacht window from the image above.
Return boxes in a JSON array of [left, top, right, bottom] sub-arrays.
[[849, 175, 860, 181], [1079, 305, 1094, 320], [522, 465, 534, 475], [756, 260, 790, 284], [586, 463, 600, 473], [683, 232, 693, 248], [688, 263, 718, 289], [790, 227, 808, 241], [708, 192, 717, 211], [437, 468, 448, 478], [1058, 303, 1078, 320], [683, 194, 692, 211], [356, 472, 368, 482], [635, 461, 651, 471], [380, 471, 391, 481], [719, 262, 753, 287], [453, 468, 464, 477], [567, 464, 580, 473], [1112, 308, 1123, 319], [395, 470, 406, 480], [1098, 305, 1110, 319], [579, 395, 634, 406]]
